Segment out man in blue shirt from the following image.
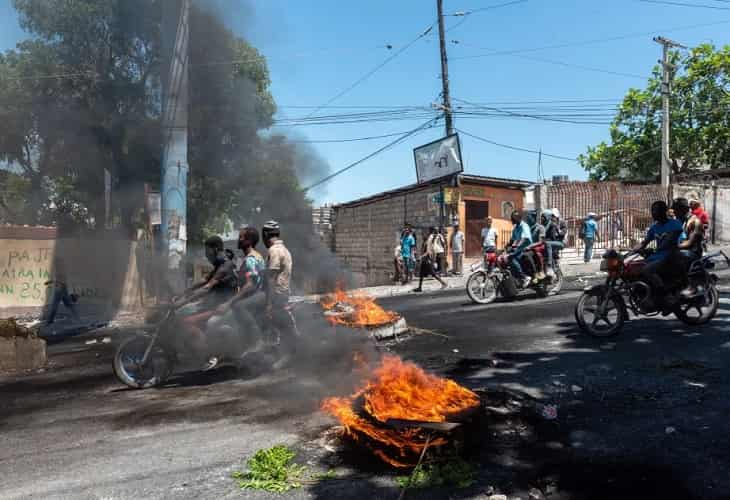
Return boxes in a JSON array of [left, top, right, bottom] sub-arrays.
[[581, 213, 599, 263], [507, 210, 533, 288], [400, 227, 416, 284], [633, 200, 683, 312]]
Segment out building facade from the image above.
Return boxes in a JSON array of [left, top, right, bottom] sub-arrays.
[[331, 174, 532, 287]]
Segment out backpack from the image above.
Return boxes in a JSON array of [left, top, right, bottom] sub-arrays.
[[557, 220, 568, 242], [578, 221, 586, 239]]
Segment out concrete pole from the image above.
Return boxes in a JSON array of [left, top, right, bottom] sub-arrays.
[[161, 0, 190, 292], [654, 36, 686, 199]]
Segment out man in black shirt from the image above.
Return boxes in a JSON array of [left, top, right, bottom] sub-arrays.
[[174, 236, 237, 370]]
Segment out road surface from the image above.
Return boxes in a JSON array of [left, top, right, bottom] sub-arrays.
[[2, 283, 730, 499]]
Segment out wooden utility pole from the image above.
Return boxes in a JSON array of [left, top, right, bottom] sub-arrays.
[[654, 36, 686, 197], [437, 0, 454, 136]]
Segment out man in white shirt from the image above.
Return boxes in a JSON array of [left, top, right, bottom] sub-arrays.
[[481, 216, 498, 253], [450, 224, 465, 275]]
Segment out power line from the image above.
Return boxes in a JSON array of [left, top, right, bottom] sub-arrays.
[[451, 19, 730, 60], [446, 0, 529, 32], [301, 22, 436, 120], [284, 127, 437, 144], [455, 127, 579, 161], [303, 116, 440, 192], [451, 40, 647, 79], [637, 0, 730, 9]]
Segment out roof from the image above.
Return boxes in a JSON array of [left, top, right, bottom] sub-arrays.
[[0, 225, 57, 240], [334, 174, 533, 209]]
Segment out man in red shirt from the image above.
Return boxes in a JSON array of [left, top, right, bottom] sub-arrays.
[[689, 199, 710, 247]]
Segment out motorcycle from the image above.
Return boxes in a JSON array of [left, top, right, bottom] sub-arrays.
[[466, 241, 564, 304], [113, 300, 266, 389], [575, 249, 729, 337]]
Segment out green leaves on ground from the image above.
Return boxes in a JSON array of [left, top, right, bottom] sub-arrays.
[[232, 445, 339, 493], [396, 458, 476, 490], [233, 445, 306, 493]]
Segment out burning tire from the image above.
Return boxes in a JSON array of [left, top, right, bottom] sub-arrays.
[[466, 271, 499, 304], [113, 335, 173, 389]]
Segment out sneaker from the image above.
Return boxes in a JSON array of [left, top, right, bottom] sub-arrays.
[[535, 271, 546, 281], [441, 283, 449, 290], [202, 356, 219, 371], [546, 267, 556, 278], [522, 276, 533, 288], [412, 288, 423, 293]]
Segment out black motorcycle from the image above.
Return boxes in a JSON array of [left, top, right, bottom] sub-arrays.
[[575, 249, 729, 337], [113, 302, 262, 389]]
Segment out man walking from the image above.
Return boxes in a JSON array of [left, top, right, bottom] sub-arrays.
[[581, 213, 598, 263], [450, 224, 465, 275], [434, 227, 447, 276], [400, 226, 416, 284], [414, 227, 447, 292]]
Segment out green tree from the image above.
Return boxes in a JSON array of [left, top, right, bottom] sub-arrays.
[[580, 44, 730, 181]]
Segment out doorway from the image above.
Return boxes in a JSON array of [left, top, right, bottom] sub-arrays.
[[465, 200, 489, 257]]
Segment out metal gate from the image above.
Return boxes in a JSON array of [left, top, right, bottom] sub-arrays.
[[545, 182, 665, 251]]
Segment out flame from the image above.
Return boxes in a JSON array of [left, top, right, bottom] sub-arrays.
[[321, 355, 480, 467], [321, 289, 399, 327]]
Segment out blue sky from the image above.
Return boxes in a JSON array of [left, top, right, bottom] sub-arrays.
[[2, 0, 729, 204]]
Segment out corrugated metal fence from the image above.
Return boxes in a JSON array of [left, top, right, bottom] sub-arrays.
[[545, 182, 665, 251]]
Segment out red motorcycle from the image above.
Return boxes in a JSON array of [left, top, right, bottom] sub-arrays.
[[466, 241, 563, 304], [575, 249, 728, 337]]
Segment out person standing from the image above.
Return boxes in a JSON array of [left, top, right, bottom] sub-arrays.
[[414, 227, 447, 292], [450, 224, 465, 275], [400, 227, 416, 284], [689, 198, 710, 249], [581, 213, 598, 263], [262, 221, 297, 366], [393, 242, 403, 283], [481, 216, 498, 253]]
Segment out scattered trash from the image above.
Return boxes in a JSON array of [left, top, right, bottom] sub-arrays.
[[571, 385, 583, 392], [552, 380, 564, 387], [665, 426, 676, 435], [538, 404, 558, 420], [529, 487, 545, 500], [85, 339, 97, 345], [101, 337, 111, 344], [487, 495, 507, 500], [452, 349, 460, 353]]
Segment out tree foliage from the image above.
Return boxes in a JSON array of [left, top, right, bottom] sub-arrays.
[[0, 0, 316, 244], [580, 44, 730, 181]]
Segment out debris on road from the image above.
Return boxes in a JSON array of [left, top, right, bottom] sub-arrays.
[[537, 404, 558, 420], [665, 426, 677, 435]]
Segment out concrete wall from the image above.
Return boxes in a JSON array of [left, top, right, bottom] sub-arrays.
[[0, 236, 143, 312], [674, 182, 730, 244], [332, 181, 525, 287]]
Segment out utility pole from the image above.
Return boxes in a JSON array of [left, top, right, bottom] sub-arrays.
[[161, 0, 190, 293], [437, 0, 454, 136], [654, 36, 686, 197]]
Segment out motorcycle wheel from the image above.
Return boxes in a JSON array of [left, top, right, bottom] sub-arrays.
[[113, 335, 173, 389], [466, 270, 499, 304], [674, 286, 719, 326], [575, 292, 625, 337]]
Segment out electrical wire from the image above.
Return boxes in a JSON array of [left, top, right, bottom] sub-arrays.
[[300, 22, 436, 120], [451, 18, 730, 60], [637, 0, 730, 9], [285, 127, 437, 144], [455, 127, 579, 161], [303, 116, 441, 192], [446, 0, 528, 32]]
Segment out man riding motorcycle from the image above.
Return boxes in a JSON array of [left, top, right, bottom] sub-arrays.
[[174, 235, 238, 370], [632, 200, 684, 313], [214, 226, 267, 352], [544, 209, 566, 277], [507, 210, 533, 288], [672, 197, 705, 298]]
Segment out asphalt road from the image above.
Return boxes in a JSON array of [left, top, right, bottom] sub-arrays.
[[2, 282, 730, 499]]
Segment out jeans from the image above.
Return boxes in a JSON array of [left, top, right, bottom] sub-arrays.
[[46, 284, 80, 324], [270, 292, 298, 356], [231, 292, 267, 347], [508, 250, 525, 278], [583, 237, 595, 262], [546, 241, 564, 269]]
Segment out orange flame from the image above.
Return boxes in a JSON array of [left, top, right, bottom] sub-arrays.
[[321, 289, 399, 327], [321, 355, 480, 467]]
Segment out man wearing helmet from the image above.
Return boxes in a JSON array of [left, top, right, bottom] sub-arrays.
[[262, 221, 297, 362]]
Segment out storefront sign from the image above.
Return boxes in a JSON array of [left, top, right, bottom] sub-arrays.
[[444, 187, 461, 204], [462, 186, 486, 199], [414, 134, 463, 184]]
